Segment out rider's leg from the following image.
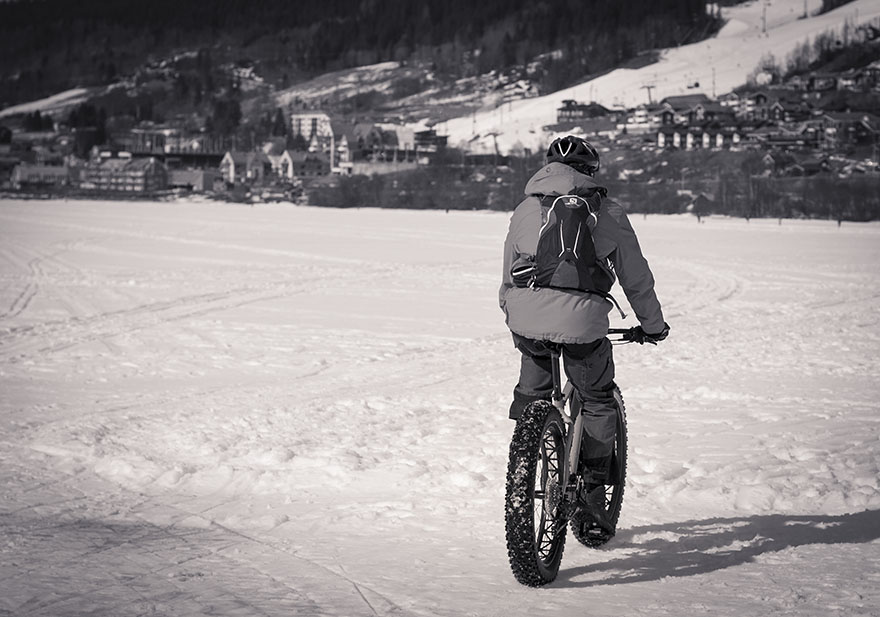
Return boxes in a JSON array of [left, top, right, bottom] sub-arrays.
[[508, 334, 554, 420], [561, 337, 617, 485]]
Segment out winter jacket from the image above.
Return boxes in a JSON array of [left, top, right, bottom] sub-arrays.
[[499, 162, 665, 344]]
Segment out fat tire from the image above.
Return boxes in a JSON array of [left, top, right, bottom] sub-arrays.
[[505, 400, 568, 587], [571, 386, 627, 548]]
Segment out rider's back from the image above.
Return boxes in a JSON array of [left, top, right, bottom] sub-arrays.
[[500, 162, 665, 344]]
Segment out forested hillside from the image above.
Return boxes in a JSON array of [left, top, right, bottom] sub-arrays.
[[0, 0, 719, 108]]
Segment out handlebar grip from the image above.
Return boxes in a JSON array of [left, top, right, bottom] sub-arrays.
[[607, 327, 636, 342]]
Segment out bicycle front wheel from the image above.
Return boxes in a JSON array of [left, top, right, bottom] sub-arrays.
[[505, 400, 568, 587]]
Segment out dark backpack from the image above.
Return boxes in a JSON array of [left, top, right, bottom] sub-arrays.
[[511, 189, 613, 294]]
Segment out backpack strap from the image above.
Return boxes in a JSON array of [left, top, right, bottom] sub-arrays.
[[588, 289, 628, 319]]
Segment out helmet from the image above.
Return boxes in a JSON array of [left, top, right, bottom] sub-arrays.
[[545, 135, 600, 176]]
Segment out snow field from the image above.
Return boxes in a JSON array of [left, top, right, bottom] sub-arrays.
[[1, 199, 879, 616]]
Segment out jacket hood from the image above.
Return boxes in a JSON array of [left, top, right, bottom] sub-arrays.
[[524, 162, 605, 197]]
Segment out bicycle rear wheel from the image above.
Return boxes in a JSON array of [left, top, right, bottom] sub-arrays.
[[571, 386, 627, 548], [505, 400, 568, 587]]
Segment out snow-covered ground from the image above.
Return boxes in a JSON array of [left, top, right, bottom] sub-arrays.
[[1, 199, 879, 616], [443, 0, 880, 154]]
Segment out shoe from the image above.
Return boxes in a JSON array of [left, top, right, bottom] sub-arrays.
[[580, 483, 614, 535]]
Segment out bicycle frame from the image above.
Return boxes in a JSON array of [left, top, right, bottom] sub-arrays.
[[548, 329, 632, 505], [547, 347, 584, 506]]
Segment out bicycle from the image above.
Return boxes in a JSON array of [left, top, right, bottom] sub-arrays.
[[504, 327, 638, 587]]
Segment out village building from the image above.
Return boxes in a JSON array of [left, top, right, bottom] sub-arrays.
[[414, 128, 447, 154], [219, 151, 272, 185], [290, 112, 334, 142], [288, 111, 353, 173], [807, 73, 838, 92], [577, 117, 619, 141], [556, 100, 612, 124], [718, 92, 741, 110], [79, 155, 168, 192], [659, 94, 712, 125], [787, 155, 831, 176], [622, 104, 663, 134], [277, 150, 331, 178], [10, 163, 70, 190], [332, 134, 353, 175], [762, 151, 799, 175], [657, 123, 741, 151], [168, 168, 221, 192], [112, 128, 228, 168], [817, 112, 880, 149]]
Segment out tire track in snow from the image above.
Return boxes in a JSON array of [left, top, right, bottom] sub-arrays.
[[0, 249, 44, 323], [1, 472, 414, 616], [0, 237, 98, 321], [806, 290, 880, 311], [23, 329, 511, 481], [0, 278, 325, 359], [654, 256, 745, 320], [0, 237, 102, 333], [1, 440, 411, 615]]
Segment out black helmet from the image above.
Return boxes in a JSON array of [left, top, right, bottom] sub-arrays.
[[545, 135, 600, 176]]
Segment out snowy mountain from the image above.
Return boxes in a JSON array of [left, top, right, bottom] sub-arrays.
[[442, 0, 880, 154], [4, 0, 879, 163]]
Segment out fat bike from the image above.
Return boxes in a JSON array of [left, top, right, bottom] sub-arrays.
[[504, 328, 636, 587]]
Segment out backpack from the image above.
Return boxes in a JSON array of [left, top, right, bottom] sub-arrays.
[[511, 189, 613, 294]]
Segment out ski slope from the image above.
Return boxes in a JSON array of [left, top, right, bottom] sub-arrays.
[[0, 88, 94, 120], [443, 0, 880, 154], [1, 199, 879, 615]]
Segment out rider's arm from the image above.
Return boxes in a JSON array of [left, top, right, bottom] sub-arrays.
[[602, 202, 666, 334]]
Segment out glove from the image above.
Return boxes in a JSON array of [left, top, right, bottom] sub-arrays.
[[631, 322, 670, 345]]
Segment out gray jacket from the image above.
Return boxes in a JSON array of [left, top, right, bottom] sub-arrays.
[[499, 162, 665, 344]]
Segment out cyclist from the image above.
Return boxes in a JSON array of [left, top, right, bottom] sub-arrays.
[[499, 135, 669, 534]]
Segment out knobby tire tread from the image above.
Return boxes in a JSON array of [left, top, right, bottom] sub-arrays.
[[505, 401, 567, 587]]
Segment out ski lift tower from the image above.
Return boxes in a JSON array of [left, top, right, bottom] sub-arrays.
[[641, 84, 655, 105], [762, 0, 770, 35]]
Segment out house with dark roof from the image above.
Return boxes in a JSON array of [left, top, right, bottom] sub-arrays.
[[556, 100, 612, 124], [659, 93, 712, 125], [219, 151, 272, 185], [818, 112, 880, 148], [660, 94, 711, 109], [762, 151, 798, 174], [277, 150, 330, 178], [787, 155, 831, 176]]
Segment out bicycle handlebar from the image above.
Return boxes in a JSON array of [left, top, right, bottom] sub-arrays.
[[607, 327, 659, 345], [607, 327, 635, 343]]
